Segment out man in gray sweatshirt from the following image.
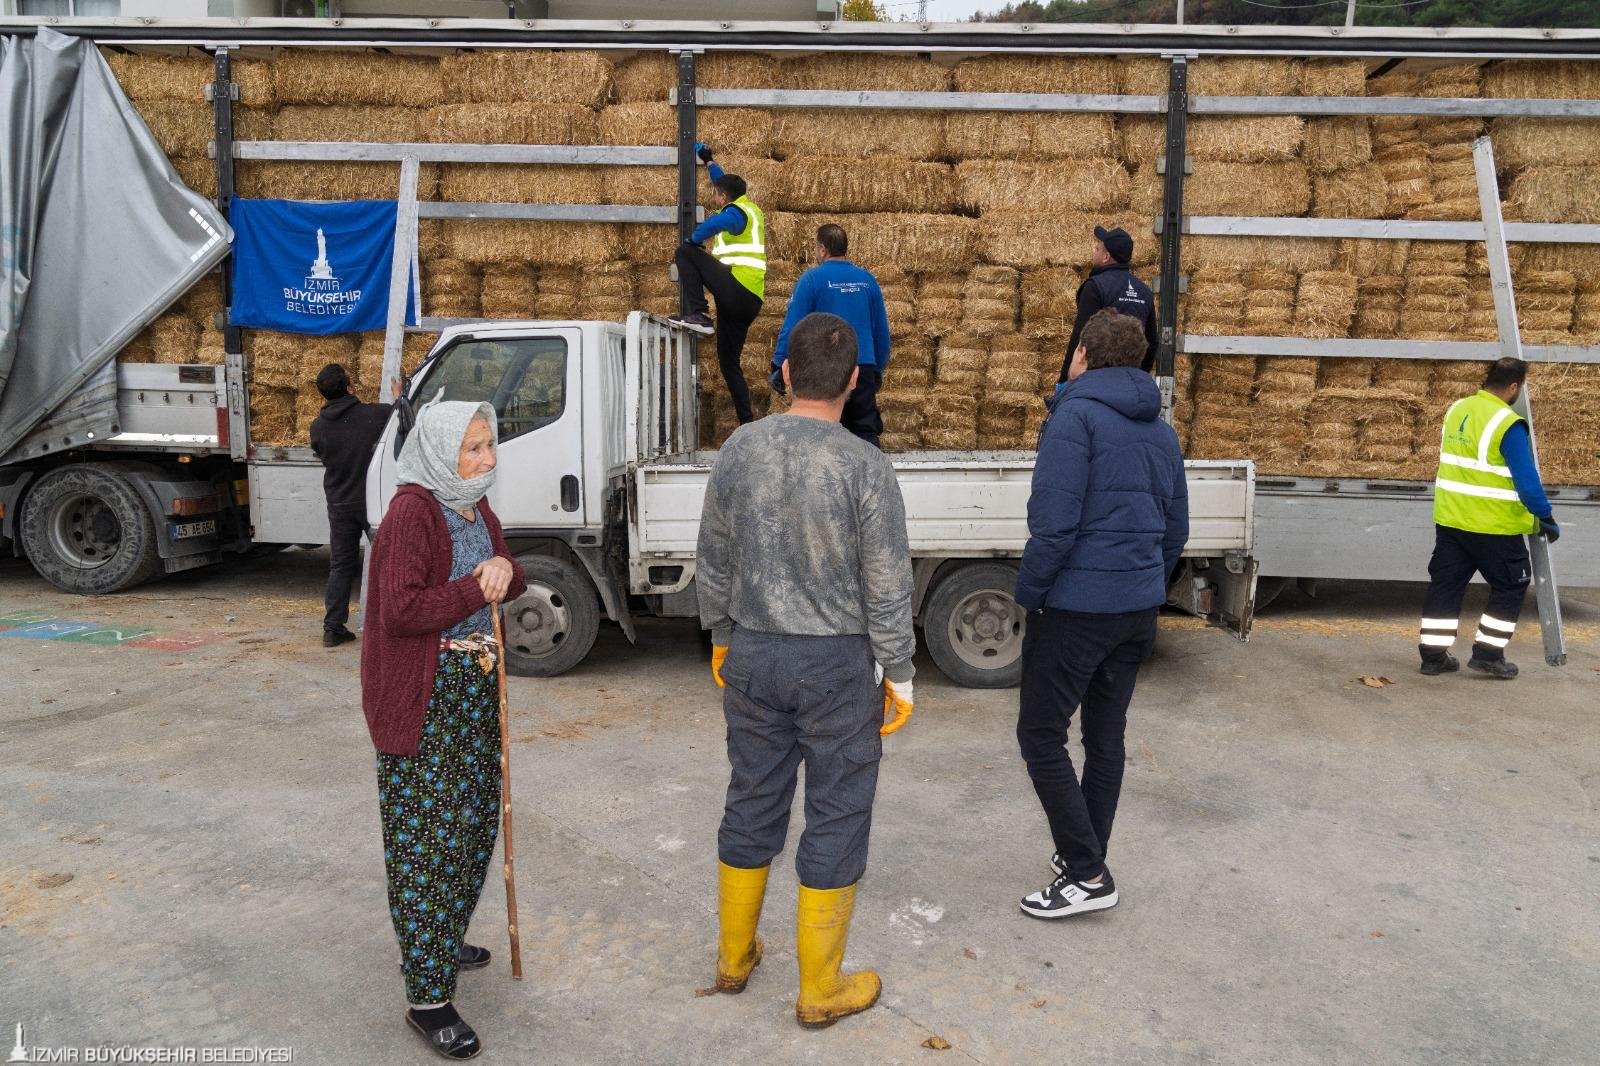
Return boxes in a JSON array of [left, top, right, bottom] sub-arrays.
[[696, 311, 915, 1030]]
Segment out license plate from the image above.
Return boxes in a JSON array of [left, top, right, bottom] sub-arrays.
[[171, 520, 217, 539]]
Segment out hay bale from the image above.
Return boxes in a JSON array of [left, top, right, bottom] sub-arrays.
[[181, 275, 225, 327], [772, 112, 943, 162], [778, 158, 955, 214], [960, 266, 1019, 338], [148, 314, 199, 364], [536, 267, 582, 297], [1418, 63, 1483, 98], [1186, 235, 1341, 274], [1189, 57, 1298, 97], [1407, 240, 1471, 274], [249, 331, 357, 391], [135, 102, 214, 158], [597, 102, 673, 146], [916, 273, 966, 337], [1341, 239, 1411, 278], [951, 54, 1118, 94], [582, 260, 635, 302], [423, 260, 481, 318], [781, 53, 948, 92], [981, 212, 1153, 270], [1185, 161, 1311, 217], [274, 50, 443, 107], [697, 53, 778, 90], [249, 386, 297, 446], [611, 52, 674, 102], [105, 52, 274, 108], [1301, 118, 1373, 175], [440, 50, 611, 108], [1298, 59, 1368, 97], [955, 159, 1130, 215], [1510, 167, 1600, 223], [697, 108, 777, 157], [944, 112, 1118, 162], [1021, 268, 1079, 337], [1187, 117, 1305, 163], [773, 213, 978, 274], [480, 265, 537, 318], [1293, 272, 1358, 339], [621, 224, 678, 264], [1374, 145, 1433, 216], [439, 164, 604, 205], [271, 105, 422, 143], [172, 157, 217, 199], [442, 219, 621, 267], [1485, 60, 1600, 100], [234, 161, 438, 200], [1313, 165, 1389, 219], [426, 102, 599, 145]]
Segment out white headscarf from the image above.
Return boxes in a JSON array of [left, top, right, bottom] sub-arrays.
[[396, 394, 497, 512]]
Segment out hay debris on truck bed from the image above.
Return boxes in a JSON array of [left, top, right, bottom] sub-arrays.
[[274, 50, 443, 107], [425, 103, 599, 145], [440, 50, 611, 108]]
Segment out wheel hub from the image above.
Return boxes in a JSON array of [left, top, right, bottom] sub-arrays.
[[947, 590, 1024, 671], [506, 583, 572, 658], [47, 492, 121, 570]]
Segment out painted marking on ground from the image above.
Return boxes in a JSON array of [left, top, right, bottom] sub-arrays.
[[0, 615, 215, 650]]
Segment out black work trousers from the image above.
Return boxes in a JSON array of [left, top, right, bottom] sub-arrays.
[[676, 244, 763, 425], [841, 365, 884, 448], [324, 505, 369, 634], [1419, 524, 1530, 663], [1017, 606, 1158, 882]]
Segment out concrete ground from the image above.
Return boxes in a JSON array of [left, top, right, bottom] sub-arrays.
[[1, 550, 1597, 1066]]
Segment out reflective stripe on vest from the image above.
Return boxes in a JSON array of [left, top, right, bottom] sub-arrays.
[[1432, 391, 1536, 535], [712, 196, 766, 300]]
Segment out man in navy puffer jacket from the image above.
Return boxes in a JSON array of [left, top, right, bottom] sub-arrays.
[[1014, 308, 1188, 922]]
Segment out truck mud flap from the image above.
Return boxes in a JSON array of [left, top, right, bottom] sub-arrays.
[[1167, 553, 1258, 641]]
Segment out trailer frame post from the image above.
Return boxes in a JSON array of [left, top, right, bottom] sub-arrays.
[[1155, 54, 1189, 423], [1472, 134, 1566, 667], [673, 49, 699, 316], [210, 47, 247, 463], [379, 154, 421, 403]]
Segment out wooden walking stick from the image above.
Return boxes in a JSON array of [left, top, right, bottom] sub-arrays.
[[491, 604, 524, 980]]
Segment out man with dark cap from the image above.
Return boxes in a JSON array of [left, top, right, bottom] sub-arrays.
[[1056, 225, 1158, 384]]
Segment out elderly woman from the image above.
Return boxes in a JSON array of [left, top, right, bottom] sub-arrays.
[[360, 398, 526, 1060]]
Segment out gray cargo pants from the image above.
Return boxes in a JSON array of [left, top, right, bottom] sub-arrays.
[[717, 627, 883, 890]]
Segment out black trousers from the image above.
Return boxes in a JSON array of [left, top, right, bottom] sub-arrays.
[[1017, 606, 1158, 882], [1419, 524, 1530, 662], [841, 365, 884, 448], [675, 244, 763, 425], [324, 505, 368, 633]]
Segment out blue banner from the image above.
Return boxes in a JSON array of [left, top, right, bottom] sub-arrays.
[[228, 197, 417, 334]]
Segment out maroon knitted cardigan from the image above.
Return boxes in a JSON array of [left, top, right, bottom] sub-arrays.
[[360, 484, 527, 756]]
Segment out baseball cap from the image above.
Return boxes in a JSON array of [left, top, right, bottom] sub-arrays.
[[1094, 224, 1134, 264]]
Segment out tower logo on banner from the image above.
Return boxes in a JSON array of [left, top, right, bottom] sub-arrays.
[[283, 227, 362, 321]]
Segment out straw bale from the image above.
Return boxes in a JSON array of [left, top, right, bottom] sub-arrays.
[[1407, 198, 1482, 222], [1187, 117, 1305, 163], [697, 53, 779, 90], [1373, 145, 1432, 216], [1298, 59, 1368, 97], [774, 213, 979, 274], [442, 219, 621, 267], [955, 160, 1130, 215], [249, 331, 357, 390], [1117, 116, 1166, 165], [234, 161, 439, 200], [938, 334, 989, 374], [181, 276, 224, 327], [1485, 61, 1600, 100], [597, 102, 673, 146], [782, 53, 948, 93], [594, 165, 674, 208], [148, 314, 199, 364], [1419, 117, 1484, 148], [1189, 57, 1298, 97], [533, 294, 582, 319], [944, 112, 1118, 162], [692, 108, 774, 158], [1186, 235, 1342, 274], [423, 261, 480, 319], [1293, 272, 1358, 339], [611, 52, 674, 102], [1243, 306, 1294, 334], [880, 388, 926, 429], [772, 111, 943, 161], [981, 212, 1153, 270], [1312, 165, 1389, 220], [248, 386, 297, 446], [1340, 239, 1410, 278], [425, 102, 598, 145], [877, 431, 919, 453], [582, 261, 635, 300], [274, 50, 442, 107], [1406, 240, 1470, 273], [105, 52, 273, 108], [1317, 360, 1374, 389], [439, 164, 604, 205], [1418, 63, 1483, 98], [1021, 268, 1079, 336], [440, 50, 610, 108], [618, 224, 676, 264], [776, 158, 956, 214], [479, 265, 537, 318], [1184, 161, 1311, 217], [271, 105, 422, 144], [535, 267, 583, 298], [951, 54, 1117, 94], [134, 102, 214, 158], [1242, 270, 1296, 294], [172, 157, 217, 199], [1510, 167, 1600, 224], [1300, 118, 1373, 174]]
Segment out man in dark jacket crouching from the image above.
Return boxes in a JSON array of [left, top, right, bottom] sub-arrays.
[[1014, 308, 1188, 920]]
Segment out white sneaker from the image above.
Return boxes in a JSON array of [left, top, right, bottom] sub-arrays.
[[1020, 868, 1118, 920]]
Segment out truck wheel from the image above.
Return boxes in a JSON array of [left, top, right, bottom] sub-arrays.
[[19, 464, 162, 594], [923, 562, 1025, 689], [502, 556, 601, 678]]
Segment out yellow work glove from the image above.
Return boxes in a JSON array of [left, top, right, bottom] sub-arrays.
[[711, 644, 728, 688], [881, 677, 914, 736]]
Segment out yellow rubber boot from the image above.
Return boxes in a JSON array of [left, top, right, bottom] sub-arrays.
[[794, 883, 882, 1029], [716, 862, 769, 993]]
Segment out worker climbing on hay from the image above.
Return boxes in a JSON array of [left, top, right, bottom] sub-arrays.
[[769, 223, 893, 447], [1418, 357, 1559, 680], [1056, 225, 1158, 384], [696, 311, 915, 1029], [669, 141, 766, 427]]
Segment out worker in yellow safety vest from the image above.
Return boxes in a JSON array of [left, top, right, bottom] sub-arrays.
[[669, 141, 767, 426], [1418, 357, 1560, 680]]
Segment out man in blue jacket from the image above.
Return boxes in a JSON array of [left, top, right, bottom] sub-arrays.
[[1014, 308, 1188, 921], [770, 223, 893, 447]]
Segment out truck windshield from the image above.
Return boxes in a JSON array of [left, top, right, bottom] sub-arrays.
[[412, 336, 568, 443]]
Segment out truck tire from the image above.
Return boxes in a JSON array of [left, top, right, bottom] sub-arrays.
[[502, 555, 601, 678], [922, 561, 1025, 689], [19, 464, 162, 594]]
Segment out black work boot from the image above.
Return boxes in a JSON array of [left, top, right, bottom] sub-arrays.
[[1468, 654, 1518, 679], [1419, 650, 1459, 676], [323, 626, 357, 648]]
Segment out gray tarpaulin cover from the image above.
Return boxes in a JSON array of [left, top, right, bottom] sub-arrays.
[[0, 27, 232, 464]]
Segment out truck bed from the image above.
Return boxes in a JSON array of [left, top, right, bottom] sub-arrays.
[[631, 451, 1254, 559]]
